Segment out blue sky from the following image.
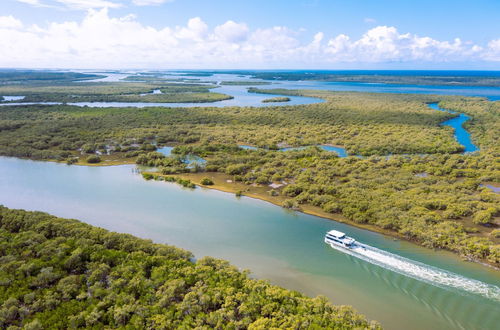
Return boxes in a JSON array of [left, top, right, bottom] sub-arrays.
[[1, 0, 500, 69]]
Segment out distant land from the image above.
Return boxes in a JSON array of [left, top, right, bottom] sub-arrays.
[[182, 70, 500, 86]]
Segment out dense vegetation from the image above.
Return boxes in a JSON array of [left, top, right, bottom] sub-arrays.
[[0, 70, 104, 84], [0, 82, 232, 104], [140, 144, 500, 264], [0, 206, 377, 329], [438, 98, 500, 150], [262, 97, 291, 103], [18, 92, 232, 104], [0, 84, 498, 265], [0, 91, 466, 159]]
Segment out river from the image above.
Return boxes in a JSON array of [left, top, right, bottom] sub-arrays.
[[0, 156, 499, 330], [4, 71, 499, 108], [427, 103, 479, 153], [0, 71, 498, 328], [0, 71, 488, 154]]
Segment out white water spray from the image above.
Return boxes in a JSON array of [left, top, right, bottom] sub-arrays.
[[327, 242, 500, 302]]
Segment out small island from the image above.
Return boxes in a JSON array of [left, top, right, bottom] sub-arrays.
[[261, 96, 291, 103]]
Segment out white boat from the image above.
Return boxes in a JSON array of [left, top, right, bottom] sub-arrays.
[[325, 230, 356, 249]]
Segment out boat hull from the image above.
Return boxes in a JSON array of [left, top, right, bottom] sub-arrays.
[[324, 238, 355, 249]]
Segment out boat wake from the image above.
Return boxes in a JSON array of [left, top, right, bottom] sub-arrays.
[[328, 242, 500, 302]]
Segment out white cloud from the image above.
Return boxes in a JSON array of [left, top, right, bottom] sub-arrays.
[[53, 0, 122, 9], [364, 18, 376, 24], [132, 0, 173, 5], [326, 34, 351, 56], [0, 10, 498, 69], [249, 26, 298, 50], [324, 26, 485, 63], [214, 20, 249, 43], [15, 0, 44, 5], [0, 16, 23, 29], [484, 39, 500, 61], [175, 17, 208, 40], [14, 0, 175, 9], [15, 0, 58, 7]]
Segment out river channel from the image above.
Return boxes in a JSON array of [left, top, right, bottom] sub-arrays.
[[0, 157, 499, 330], [1, 72, 499, 329]]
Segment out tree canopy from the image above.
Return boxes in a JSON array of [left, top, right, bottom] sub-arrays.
[[0, 206, 378, 329]]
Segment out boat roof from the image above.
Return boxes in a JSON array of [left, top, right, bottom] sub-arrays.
[[327, 230, 346, 237]]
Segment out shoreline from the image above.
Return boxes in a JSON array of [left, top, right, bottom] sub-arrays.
[[9, 155, 500, 271], [146, 170, 500, 271]]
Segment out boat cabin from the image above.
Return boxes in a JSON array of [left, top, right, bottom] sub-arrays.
[[325, 230, 355, 247]]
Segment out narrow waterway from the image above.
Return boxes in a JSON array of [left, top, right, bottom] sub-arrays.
[[0, 72, 486, 155], [0, 72, 497, 328], [427, 103, 479, 153], [0, 157, 498, 330]]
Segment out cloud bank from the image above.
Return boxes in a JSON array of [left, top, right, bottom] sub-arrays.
[[1, 9, 499, 69], [14, 0, 173, 9]]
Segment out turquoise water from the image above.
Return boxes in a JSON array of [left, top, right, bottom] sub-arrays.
[[427, 103, 479, 153], [0, 71, 498, 328], [319, 145, 349, 157], [0, 156, 499, 330]]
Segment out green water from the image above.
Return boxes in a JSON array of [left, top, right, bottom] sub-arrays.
[[0, 157, 499, 329]]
